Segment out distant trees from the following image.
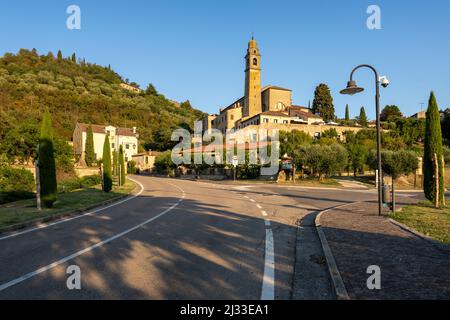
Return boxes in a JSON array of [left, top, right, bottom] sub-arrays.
[[380, 105, 403, 122], [85, 125, 95, 167], [358, 107, 368, 127], [345, 104, 350, 121], [423, 92, 445, 206], [57, 50, 63, 62], [39, 110, 58, 208], [298, 144, 348, 180], [312, 83, 335, 122], [102, 135, 112, 192], [442, 109, 450, 144], [71, 53, 76, 63], [145, 83, 158, 96]]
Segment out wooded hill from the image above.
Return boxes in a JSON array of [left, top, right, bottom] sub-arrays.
[[0, 49, 205, 162]]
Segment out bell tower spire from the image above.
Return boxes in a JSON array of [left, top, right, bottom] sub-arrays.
[[243, 37, 262, 118]]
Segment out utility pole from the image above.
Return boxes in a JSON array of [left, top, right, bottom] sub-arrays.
[[35, 159, 41, 211]]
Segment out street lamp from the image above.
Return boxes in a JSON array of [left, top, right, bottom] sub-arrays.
[[340, 64, 388, 217]]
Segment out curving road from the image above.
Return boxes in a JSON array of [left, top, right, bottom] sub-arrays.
[[0, 175, 416, 300]]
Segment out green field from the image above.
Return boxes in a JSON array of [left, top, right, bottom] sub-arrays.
[[0, 180, 135, 230], [391, 200, 450, 245]]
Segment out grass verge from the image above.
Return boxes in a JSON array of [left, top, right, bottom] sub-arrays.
[[0, 180, 136, 230], [390, 199, 450, 245]]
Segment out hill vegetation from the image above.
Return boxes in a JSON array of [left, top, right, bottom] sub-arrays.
[[0, 48, 205, 164]]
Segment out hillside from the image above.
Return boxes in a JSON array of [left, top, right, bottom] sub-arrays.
[[0, 49, 205, 162]]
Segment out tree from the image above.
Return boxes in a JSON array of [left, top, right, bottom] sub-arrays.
[[119, 145, 126, 186], [102, 135, 112, 192], [57, 50, 63, 62], [312, 83, 335, 122], [84, 125, 95, 167], [380, 105, 403, 122], [382, 150, 418, 212], [71, 53, 76, 63], [347, 143, 367, 176], [345, 104, 350, 121], [358, 107, 368, 127], [112, 149, 118, 176], [145, 83, 158, 96], [39, 110, 58, 208], [442, 109, 450, 144], [423, 92, 445, 206]]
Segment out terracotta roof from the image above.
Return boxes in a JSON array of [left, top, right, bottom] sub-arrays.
[[261, 85, 292, 92], [259, 111, 291, 117], [76, 123, 137, 137], [288, 108, 322, 119]]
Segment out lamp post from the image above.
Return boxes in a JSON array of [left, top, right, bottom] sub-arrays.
[[340, 64, 388, 217]]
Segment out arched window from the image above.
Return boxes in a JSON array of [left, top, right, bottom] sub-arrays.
[[253, 58, 258, 66]]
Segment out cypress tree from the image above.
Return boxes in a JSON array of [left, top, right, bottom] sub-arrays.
[[85, 125, 95, 167], [423, 91, 445, 205], [102, 135, 113, 192], [112, 150, 118, 176], [119, 145, 126, 186], [359, 107, 368, 127], [57, 50, 63, 62], [71, 53, 76, 63], [39, 110, 57, 208], [345, 104, 350, 121]]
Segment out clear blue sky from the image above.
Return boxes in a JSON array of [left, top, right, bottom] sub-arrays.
[[1, 0, 449, 119]]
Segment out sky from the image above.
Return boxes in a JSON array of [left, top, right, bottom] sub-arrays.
[[0, 0, 449, 119]]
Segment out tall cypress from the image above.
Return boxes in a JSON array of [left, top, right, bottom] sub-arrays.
[[345, 104, 350, 121], [359, 107, 368, 127], [423, 91, 445, 205], [119, 145, 126, 186], [112, 149, 118, 176], [39, 110, 57, 208], [102, 135, 113, 192], [85, 125, 95, 167]]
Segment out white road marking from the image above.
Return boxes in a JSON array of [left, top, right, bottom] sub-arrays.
[[261, 211, 268, 217], [0, 177, 145, 241], [256, 204, 262, 209], [261, 219, 275, 300], [244, 196, 249, 199], [250, 199, 256, 203], [0, 180, 185, 292]]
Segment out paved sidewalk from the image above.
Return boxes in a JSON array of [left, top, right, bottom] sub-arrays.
[[319, 198, 450, 300]]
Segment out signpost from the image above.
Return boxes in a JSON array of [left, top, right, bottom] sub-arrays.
[[35, 144, 41, 211], [232, 156, 238, 182]]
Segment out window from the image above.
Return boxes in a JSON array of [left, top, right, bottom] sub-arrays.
[[126, 144, 130, 150], [274, 119, 278, 124], [253, 58, 258, 66], [283, 120, 288, 124], [111, 143, 115, 149], [133, 144, 136, 150], [264, 118, 269, 123]]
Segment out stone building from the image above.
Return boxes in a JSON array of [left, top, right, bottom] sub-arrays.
[[73, 123, 139, 165]]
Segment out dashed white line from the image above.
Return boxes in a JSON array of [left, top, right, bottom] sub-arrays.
[[256, 204, 262, 209], [261, 211, 268, 217], [261, 219, 275, 300]]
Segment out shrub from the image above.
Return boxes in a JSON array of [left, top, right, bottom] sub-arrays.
[[0, 166, 35, 204], [80, 175, 102, 188], [39, 110, 58, 208]]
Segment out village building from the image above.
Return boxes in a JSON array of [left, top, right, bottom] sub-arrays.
[[73, 123, 139, 165]]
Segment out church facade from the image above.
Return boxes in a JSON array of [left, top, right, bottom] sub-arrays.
[[202, 38, 361, 139]]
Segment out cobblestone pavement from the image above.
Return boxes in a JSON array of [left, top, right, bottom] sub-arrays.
[[320, 196, 450, 300]]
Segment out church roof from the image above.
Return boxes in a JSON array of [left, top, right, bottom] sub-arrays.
[[261, 85, 292, 92]]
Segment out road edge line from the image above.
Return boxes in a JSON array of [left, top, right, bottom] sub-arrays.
[[315, 203, 358, 301], [0, 177, 144, 240]]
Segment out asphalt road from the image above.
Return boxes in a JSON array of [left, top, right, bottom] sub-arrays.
[[0, 176, 418, 300]]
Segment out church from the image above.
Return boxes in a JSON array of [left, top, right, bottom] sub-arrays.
[[202, 37, 360, 139]]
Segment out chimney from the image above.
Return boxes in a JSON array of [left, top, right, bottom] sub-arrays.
[[133, 127, 137, 134]]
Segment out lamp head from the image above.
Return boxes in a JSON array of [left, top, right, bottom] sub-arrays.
[[340, 80, 365, 95]]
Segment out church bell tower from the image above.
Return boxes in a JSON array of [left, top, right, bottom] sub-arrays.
[[243, 36, 262, 118]]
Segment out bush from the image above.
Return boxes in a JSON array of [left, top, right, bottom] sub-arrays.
[[80, 175, 102, 188], [127, 160, 138, 174], [0, 166, 35, 204], [58, 177, 82, 193]]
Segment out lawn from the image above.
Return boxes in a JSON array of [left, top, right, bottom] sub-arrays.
[[278, 177, 340, 187], [390, 199, 450, 245], [0, 180, 136, 230]]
